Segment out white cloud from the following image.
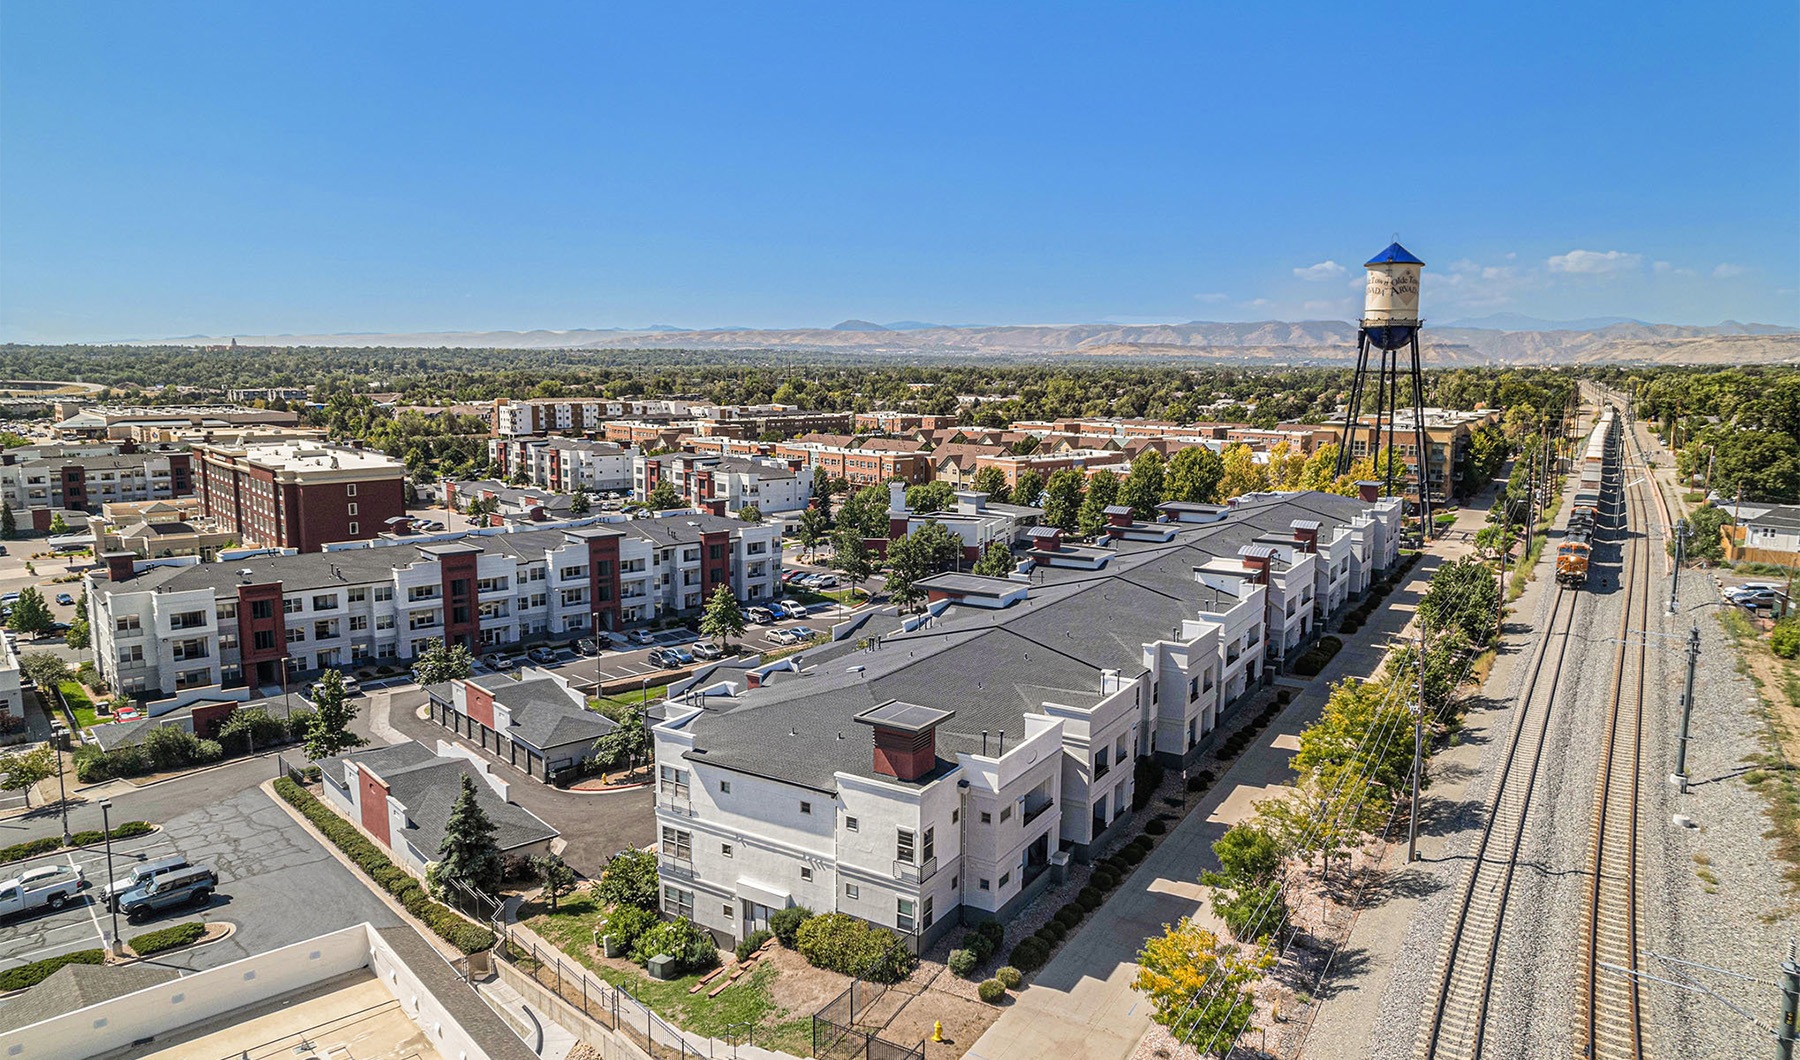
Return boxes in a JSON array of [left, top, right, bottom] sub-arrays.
[[1653, 260, 1673, 274], [1711, 263, 1748, 279], [1546, 249, 1642, 275], [1192, 292, 1230, 304], [1292, 260, 1346, 282]]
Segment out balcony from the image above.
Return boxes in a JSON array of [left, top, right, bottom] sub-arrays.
[[893, 856, 938, 884], [1022, 798, 1055, 827]]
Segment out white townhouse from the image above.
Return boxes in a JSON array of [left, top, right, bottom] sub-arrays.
[[649, 487, 1407, 949], [85, 512, 780, 698]]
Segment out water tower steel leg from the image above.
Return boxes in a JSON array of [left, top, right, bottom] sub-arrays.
[[1338, 331, 1373, 478], [1409, 334, 1430, 526]]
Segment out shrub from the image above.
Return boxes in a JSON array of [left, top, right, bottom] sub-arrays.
[[1, 836, 61, 863], [631, 917, 717, 973], [1055, 904, 1083, 927], [1773, 618, 1799, 659], [1039, 921, 1066, 943], [995, 965, 1023, 989], [770, 904, 814, 948], [1145, 819, 1167, 836], [0, 949, 104, 990], [109, 820, 153, 839], [948, 947, 980, 978], [978, 978, 1007, 1003], [1131, 756, 1165, 810], [975, 918, 1004, 948], [964, 930, 996, 963], [129, 921, 207, 955], [594, 849, 660, 911], [735, 928, 774, 961], [1120, 845, 1147, 866], [1008, 937, 1050, 972], [1275, 689, 1293, 705], [1092, 870, 1118, 891], [1076, 887, 1102, 912], [796, 913, 914, 982], [603, 903, 660, 950], [1186, 774, 1209, 793]]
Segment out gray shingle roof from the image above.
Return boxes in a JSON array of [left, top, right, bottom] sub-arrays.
[[321, 741, 558, 855], [0, 962, 180, 1033]]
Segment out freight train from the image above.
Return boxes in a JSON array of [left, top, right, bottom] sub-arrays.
[[1555, 406, 1620, 587]]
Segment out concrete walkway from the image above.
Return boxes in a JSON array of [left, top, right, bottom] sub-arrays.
[[965, 508, 1483, 1060]]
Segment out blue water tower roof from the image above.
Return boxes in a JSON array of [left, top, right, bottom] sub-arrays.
[[1366, 242, 1424, 266]]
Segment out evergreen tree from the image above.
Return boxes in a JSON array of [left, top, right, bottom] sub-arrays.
[[811, 465, 834, 515], [437, 774, 504, 896], [412, 639, 475, 685], [7, 588, 53, 636], [570, 488, 591, 515], [971, 541, 1014, 578], [1041, 469, 1086, 532], [1077, 470, 1120, 538], [1119, 450, 1165, 519], [303, 669, 367, 759], [47, 513, 68, 535], [531, 853, 578, 911], [1, 500, 13, 540], [700, 585, 746, 648], [797, 505, 830, 557]]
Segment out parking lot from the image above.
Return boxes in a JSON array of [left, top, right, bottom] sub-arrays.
[[0, 785, 401, 975]]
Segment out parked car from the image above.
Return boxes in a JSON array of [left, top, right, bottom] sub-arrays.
[[489, 653, 517, 671], [794, 573, 822, 588], [55, 593, 75, 606], [1732, 590, 1781, 609], [311, 675, 361, 698], [691, 641, 725, 661], [103, 855, 191, 910], [780, 570, 802, 584], [812, 575, 839, 590], [118, 864, 218, 921], [649, 647, 693, 669], [630, 629, 655, 646], [779, 598, 808, 613], [788, 626, 819, 642], [0, 864, 87, 920], [527, 647, 558, 665], [0, 593, 18, 607], [746, 607, 775, 625], [574, 636, 606, 656], [768, 628, 801, 645]]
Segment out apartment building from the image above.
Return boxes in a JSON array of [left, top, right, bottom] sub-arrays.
[[650, 488, 1405, 949], [884, 484, 1042, 560], [0, 446, 194, 521], [491, 398, 695, 438], [193, 441, 407, 552], [0, 632, 21, 729], [85, 513, 781, 697], [486, 436, 638, 493], [853, 412, 960, 434], [443, 481, 578, 524], [424, 668, 617, 781], [634, 453, 811, 516], [774, 436, 932, 487], [1328, 407, 1500, 502]]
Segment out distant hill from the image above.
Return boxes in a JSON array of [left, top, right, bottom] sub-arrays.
[[1440, 313, 1648, 331], [132, 319, 1800, 366]]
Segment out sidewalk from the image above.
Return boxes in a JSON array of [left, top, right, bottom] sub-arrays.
[[966, 527, 1470, 1060]]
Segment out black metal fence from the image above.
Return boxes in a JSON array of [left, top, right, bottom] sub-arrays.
[[811, 979, 926, 1060], [493, 926, 712, 1060]]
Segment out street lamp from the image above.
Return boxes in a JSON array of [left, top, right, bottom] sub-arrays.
[[53, 738, 70, 846], [98, 799, 120, 955]]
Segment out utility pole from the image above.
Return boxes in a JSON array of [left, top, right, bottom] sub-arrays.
[[1780, 938, 1798, 1060], [1408, 629, 1425, 863], [1671, 626, 1700, 793], [1669, 522, 1688, 615]]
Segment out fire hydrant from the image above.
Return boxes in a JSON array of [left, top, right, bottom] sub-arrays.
[[931, 1020, 945, 1043]]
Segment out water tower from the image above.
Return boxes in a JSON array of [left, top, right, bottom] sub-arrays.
[[1334, 242, 1432, 525]]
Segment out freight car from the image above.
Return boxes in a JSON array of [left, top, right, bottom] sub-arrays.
[[1556, 407, 1619, 587]]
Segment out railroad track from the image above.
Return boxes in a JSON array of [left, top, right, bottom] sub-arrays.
[[1579, 419, 1667, 1059], [1414, 582, 1579, 1060]]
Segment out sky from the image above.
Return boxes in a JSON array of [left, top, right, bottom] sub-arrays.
[[2, 2, 1796, 343]]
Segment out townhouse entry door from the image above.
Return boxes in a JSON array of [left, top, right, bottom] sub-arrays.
[[742, 900, 774, 935]]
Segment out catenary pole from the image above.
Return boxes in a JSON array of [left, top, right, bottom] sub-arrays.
[[1672, 626, 1701, 792], [1780, 938, 1798, 1060], [1408, 629, 1424, 863]]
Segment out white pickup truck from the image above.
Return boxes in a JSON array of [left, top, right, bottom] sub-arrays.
[[0, 863, 87, 918]]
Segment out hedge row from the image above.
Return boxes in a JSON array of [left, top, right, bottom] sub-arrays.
[[129, 921, 206, 956], [1337, 556, 1418, 635], [273, 777, 495, 954], [1013, 834, 1164, 974], [1215, 700, 1284, 761], [1291, 635, 1344, 678], [1, 821, 155, 866], [0, 949, 103, 991]]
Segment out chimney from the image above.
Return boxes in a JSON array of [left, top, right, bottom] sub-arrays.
[[1238, 546, 1273, 585], [1291, 520, 1320, 553], [1105, 504, 1134, 528], [1357, 480, 1381, 503], [857, 701, 954, 781], [103, 551, 136, 582]]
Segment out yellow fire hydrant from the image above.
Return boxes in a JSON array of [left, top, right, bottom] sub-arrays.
[[931, 1020, 945, 1043]]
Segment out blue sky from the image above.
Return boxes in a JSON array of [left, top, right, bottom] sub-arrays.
[[3, 2, 1795, 342]]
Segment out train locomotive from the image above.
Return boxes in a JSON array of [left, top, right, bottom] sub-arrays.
[[1555, 407, 1620, 587]]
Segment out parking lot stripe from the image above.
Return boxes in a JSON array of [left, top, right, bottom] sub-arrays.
[[69, 852, 110, 953]]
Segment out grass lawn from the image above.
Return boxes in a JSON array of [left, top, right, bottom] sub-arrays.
[[589, 688, 667, 720], [57, 681, 101, 729], [524, 893, 814, 1053]]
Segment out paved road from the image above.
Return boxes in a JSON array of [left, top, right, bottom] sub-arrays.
[[0, 783, 400, 983]]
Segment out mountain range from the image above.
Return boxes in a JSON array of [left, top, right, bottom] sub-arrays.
[[135, 319, 1800, 366]]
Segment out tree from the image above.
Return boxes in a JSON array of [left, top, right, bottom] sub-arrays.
[[736, 503, 763, 524], [905, 481, 956, 514], [1011, 469, 1045, 509], [1682, 504, 1730, 565], [1041, 469, 1086, 532], [970, 466, 1011, 505], [811, 466, 834, 514], [412, 639, 475, 685], [0, 745, 55, 809], [1266, 441, 1308, 491], [830, 530, 874, 594], [19, 652, 70, 692], [593, 701, 652, 770], [1164, 447, 1225, 505], [972, 541, 1015, 578], [884, 521, 963, 612], [1253, 765, 1383, 880], [1291, 678, 1420, 809], [645, 480, 680, 510], [1, 500, 13, 540], [1118, 451, 1166, 519], [531, 853, 578, 911], [1417, 557, 1501, 646], [8, 588, 53, 636], [836, 483, 895, 538], [304, 669, 367, 759], [436, 774, 503, 896], [797, 505, 831, 558], [700, 585, 746, 648], [1199, 823, 1288, 942], [570, 488, 591, 515], [1214, 444, 1269, 502], [65, 608, 90, 651], [1078, 470, 1120, 538], [47, 513, 68, 535], [1295, 444, 1343, 492], [1132, 918, 1273, 1048], [596, 847, 661, 910]]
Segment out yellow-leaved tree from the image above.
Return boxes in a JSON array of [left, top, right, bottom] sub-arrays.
[[1132, 918, 1274, 1052]]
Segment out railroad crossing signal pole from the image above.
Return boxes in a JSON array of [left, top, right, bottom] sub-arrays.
[[1671, 626, 1701, 793]]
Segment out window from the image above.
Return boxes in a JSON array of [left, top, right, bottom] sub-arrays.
[[896, 898, 916, 933], [218, 632, 237, 650], [660, 826, 692, 861], [844, 816, 859, 832], [718, 780, 731, 795], [951, 808, 959, 824], [978, 878, 991, 891], [118, 645, 144, 665], [657, 766, 690, 799], [723, 903, 734, 918], [284, 597, 303, 614], [999, 871, 1010, 888], [115, 615, 141, 632], [721, 843, 733, 858], [1000, 805, 1012, 822], [800, 801, 812, 816], [800, 866, 813, 882], [346, 483, 358, 497], [980, 811, 991, 824], [1093, 750, 1109, 778], [347, 522, 358, 536], [349, 615, 368, 632], [1189, 676, 1200, 702], [845, 883, 859, 899], [347, 503, 358, 516], [348, 588, 367, 603], [216, 602, 238, 621], [253, 630, 276, 651], [1115, 734, 1128, 764], [251, 599, 274, 620], [922, 827, 934, 863], [661, 885, 693, 919], [896, 829, 915, 865], [922, 896, 934, 929], [373, 586, 394, 602], [286, 627, 305, 643]]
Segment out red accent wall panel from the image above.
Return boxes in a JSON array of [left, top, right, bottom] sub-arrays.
[[358, 769, 392, 847], [465, 684, 495, 728]]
